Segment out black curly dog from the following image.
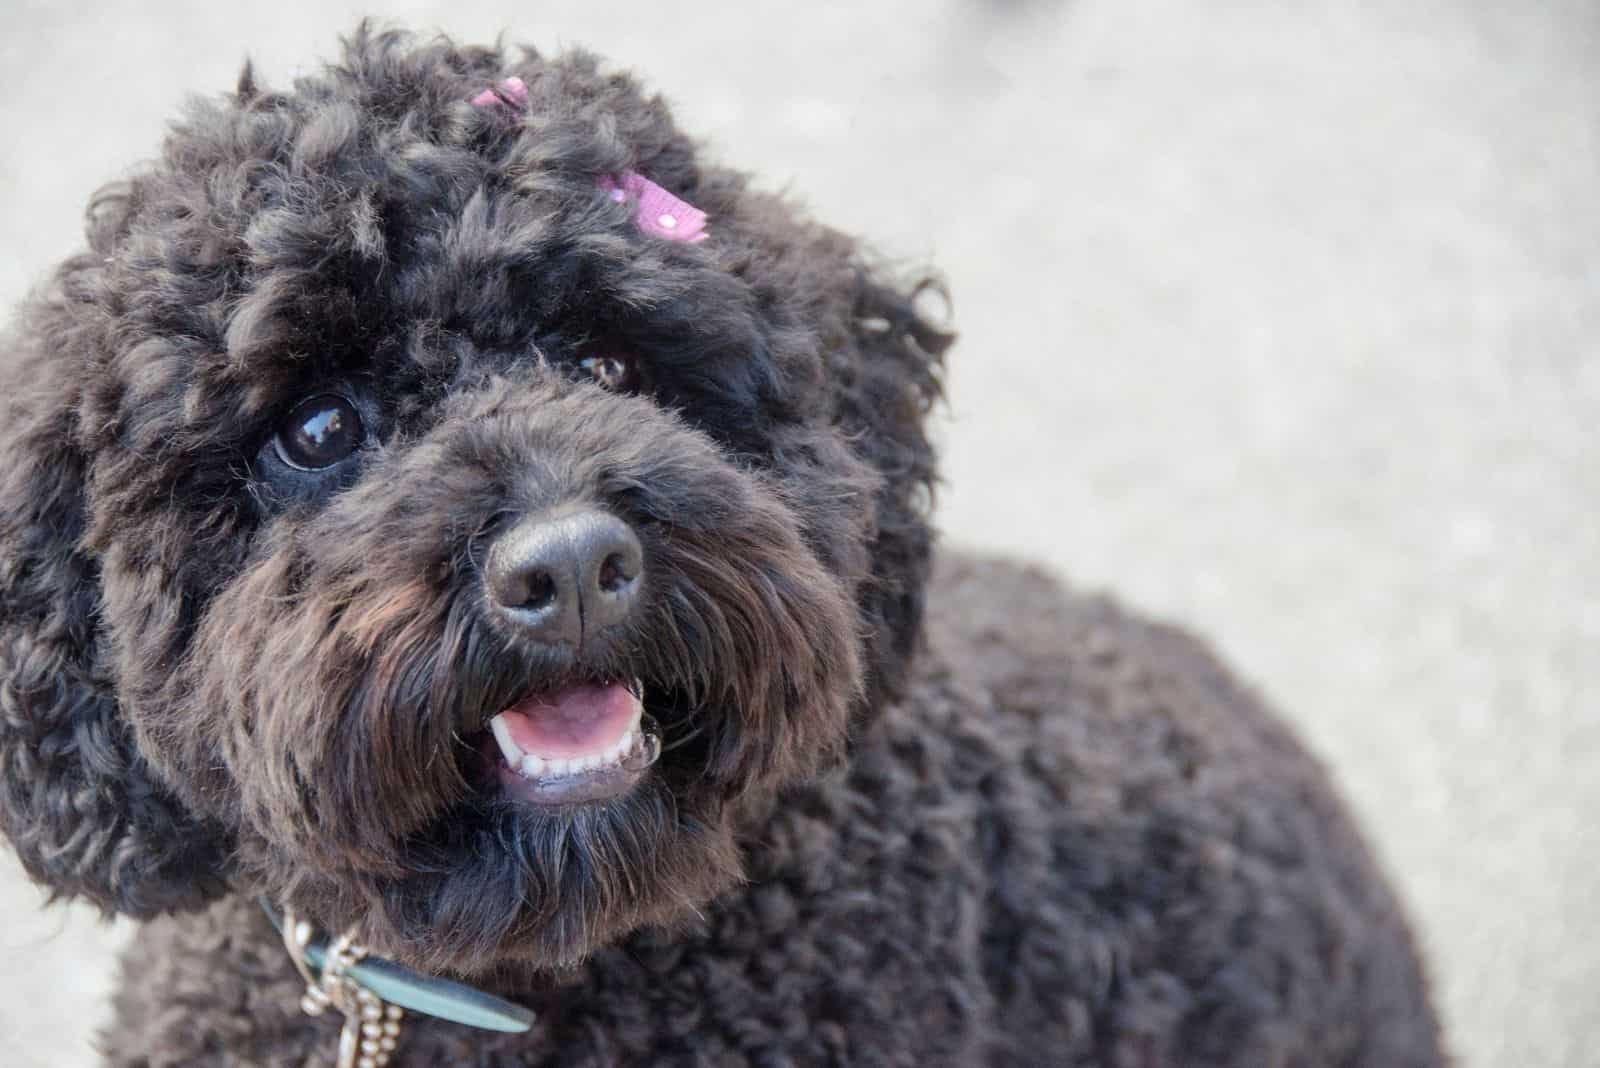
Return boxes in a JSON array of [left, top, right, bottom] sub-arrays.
[[0, 27, 1445, 1067]]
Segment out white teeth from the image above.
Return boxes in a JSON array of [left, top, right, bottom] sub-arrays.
[[490, 715, 524, 764], [501, 709, 644, 782], [511, 743, 639, 781]]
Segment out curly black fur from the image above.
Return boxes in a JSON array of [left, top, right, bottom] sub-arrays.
[[0, 25, 1445, 1066]]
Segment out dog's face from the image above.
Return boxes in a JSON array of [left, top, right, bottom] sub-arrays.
[[0, 29, 945, 973]]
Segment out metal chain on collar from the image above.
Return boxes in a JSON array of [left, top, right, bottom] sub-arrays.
[[282, 909, 405, 1068]]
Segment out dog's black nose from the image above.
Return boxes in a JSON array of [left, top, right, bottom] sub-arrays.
[[485, 511, 643, 645]]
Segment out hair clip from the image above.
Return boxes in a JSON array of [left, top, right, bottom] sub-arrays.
[[471, 77, 708, 243], [597, 172, 708, 244], [470, 76, 527, 109]]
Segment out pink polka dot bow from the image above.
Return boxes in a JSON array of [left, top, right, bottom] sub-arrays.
[[473, 77, 709, 245]]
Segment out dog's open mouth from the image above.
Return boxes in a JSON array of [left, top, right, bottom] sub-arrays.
[[484, 679, 663, 805]]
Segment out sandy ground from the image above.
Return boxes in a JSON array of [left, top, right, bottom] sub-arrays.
[[1, 1, 1595, 1064]]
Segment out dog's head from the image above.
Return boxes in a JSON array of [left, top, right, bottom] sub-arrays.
[[0, 27, 947, 973]]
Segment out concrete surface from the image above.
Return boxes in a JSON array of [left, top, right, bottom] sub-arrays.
[[1, 1, 1595, 1064]]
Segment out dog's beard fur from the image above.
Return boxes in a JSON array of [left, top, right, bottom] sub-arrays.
[[124, 371, 868, 974]]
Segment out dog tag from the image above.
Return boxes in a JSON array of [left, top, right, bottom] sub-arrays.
[[282, 910, 405, 1068], [264, 900, 537, 1033], [332, 984, 405, 1068]]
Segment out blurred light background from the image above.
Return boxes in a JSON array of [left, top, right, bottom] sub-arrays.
[[1, 1, 1595, 1064]]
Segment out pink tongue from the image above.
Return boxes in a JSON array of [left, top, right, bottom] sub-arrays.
[[498, 681, 640, 759]]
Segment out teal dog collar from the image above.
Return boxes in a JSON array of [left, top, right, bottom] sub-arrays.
[[262, 899, 535, 1066]]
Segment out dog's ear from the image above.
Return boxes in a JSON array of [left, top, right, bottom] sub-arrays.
[[0, 248, 227, 918], [837, 270, 952, 708]]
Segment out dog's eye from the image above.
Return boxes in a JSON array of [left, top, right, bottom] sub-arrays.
[[578, 352, 641, 392], [273, 394, 365, 471]]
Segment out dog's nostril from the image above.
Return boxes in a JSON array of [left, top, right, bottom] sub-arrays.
[[598, 553, 633, 593], [490, 562, 558, 614], [522, 570, 557, 610]]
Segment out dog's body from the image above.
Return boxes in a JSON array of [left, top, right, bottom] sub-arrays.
[[107, 555, 1441, 1067], [0, 28, 1443, 1067]]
